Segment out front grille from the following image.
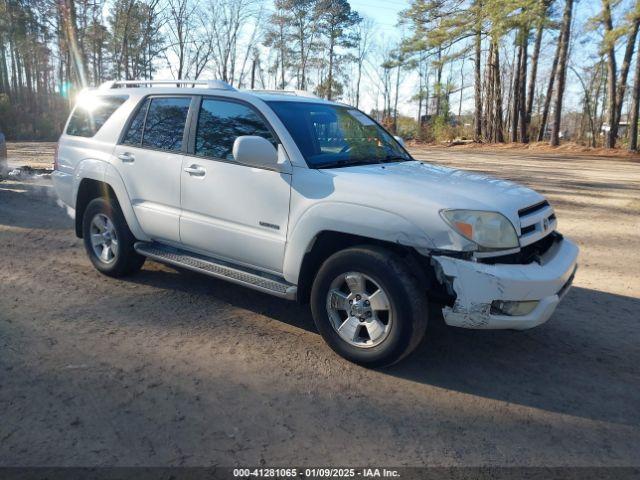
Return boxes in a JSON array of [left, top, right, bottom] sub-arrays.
[[480, 231, 562, 265], [518, 199, 556, 247], [518, 200, 550, 217]]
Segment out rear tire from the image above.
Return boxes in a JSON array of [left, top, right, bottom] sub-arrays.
[[82, 197, 145, 277], [310, 246, 428, 367]]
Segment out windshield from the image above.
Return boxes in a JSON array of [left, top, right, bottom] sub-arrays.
[[266, 101, 411, 168]]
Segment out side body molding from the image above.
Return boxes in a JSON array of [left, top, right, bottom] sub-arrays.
[[282, 202, 435, 284]]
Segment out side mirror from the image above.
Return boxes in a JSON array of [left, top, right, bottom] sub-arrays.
[[232, 136, 279, 170], [394, 135, 405, 147]]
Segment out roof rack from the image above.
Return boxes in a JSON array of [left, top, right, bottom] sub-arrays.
[[250, 89, 319, 99], [99, 79, 236, 91]]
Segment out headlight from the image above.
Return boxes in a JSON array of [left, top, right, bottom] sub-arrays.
[[440, 209, 519, 250]]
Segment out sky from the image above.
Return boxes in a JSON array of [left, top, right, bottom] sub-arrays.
[[152, 0, 631, 120], [336, 1, 628, 119]]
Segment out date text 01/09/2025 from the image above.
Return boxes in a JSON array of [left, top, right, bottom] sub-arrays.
[[232, 468, 401, 478]]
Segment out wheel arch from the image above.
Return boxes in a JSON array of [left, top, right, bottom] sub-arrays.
[[295, 230, 434, 305], [74, 161, 148, 240]]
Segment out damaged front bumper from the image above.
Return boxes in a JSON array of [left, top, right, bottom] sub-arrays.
[[432, 237, 579, 330]]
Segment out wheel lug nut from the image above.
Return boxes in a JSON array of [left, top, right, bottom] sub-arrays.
[[356, 295, 361, 300], [364, 300, 370, 306]]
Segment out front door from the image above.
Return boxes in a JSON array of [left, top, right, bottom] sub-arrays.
[[180, 97, 291, 274], [113, 96, 192, 243]]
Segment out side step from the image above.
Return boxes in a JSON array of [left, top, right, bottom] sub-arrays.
[[134, 242, 297, 300]]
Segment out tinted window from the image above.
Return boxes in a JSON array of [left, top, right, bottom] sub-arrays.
[[267, 101, 410, 168], [142, 97, 191, 151], [122, 98, 150, 146], [66, 96, 127, 137], [195, 99, 276, 160]]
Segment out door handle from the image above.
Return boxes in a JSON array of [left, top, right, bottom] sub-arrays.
[[183, 165, 206, 177], [118, 152, 135, 163]]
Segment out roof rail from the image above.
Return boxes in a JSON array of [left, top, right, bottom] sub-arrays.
[[98, 79, 236, 91], [250, 89, 319, 99]]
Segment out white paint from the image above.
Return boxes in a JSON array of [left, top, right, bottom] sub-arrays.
[[432, 238, 579, 329], [54, 85, 580, 332]]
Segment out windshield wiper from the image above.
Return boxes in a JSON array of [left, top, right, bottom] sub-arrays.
[[315, 159, 382, 169], [381, 154, 411, 163]]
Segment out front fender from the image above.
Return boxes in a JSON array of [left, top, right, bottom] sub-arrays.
[[282, 202, 435, 284]]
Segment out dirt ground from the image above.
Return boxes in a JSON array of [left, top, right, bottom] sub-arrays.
[[1, 142, 639, 467]]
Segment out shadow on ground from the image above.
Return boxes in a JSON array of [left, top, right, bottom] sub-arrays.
[[125, 264, 640, 428]]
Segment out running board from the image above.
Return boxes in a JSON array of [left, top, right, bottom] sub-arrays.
[[134, 242, 297, 300]]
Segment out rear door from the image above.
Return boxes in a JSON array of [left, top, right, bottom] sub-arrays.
[[179, 97, 292, 274], [113, 96, 193, 243]]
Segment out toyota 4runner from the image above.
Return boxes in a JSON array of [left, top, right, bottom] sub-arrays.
[[53, 80, 579, 367]]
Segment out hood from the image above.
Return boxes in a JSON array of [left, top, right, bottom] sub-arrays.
[[318, 161, 546, 251]]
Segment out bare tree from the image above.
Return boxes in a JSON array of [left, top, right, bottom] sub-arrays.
[[164, 0, 199, 79], [204, 0, 264, 86], [353, 17, 374, 108]]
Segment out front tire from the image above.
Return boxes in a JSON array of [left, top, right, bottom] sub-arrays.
[[310, 246, 428, 367], [82, 197, 145, 277]]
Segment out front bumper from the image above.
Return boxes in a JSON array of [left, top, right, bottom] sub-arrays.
[[432, 237, 579, 330]]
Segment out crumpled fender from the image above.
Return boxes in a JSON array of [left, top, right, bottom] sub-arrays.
[[431, 237, 579, 329], [282, 201, 435, 284]]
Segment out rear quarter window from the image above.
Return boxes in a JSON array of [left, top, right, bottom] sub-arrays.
[[140, 97, 191, 151], [122, 98, 150, 146], [66, 96, 128, 137]]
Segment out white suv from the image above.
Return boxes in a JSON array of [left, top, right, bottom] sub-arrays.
[[53, 80, 579, 367]]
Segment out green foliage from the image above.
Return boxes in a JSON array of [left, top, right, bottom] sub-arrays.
[[396, 115, 419, 139], [266, 0, 361, 98], [314, 76, 344, 98], [0, 93, 69, 141]]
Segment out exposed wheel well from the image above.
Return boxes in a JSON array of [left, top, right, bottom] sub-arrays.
[[74, 179, 118, 238], [296, 231, 440, 305]]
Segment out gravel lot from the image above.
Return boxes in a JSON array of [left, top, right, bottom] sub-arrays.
[[1, 143, 639, 467]]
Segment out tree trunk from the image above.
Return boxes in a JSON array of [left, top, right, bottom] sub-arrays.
[[519, 28, 530, 143], [435, 48, 442, 116], [526, 2, 547, 128], [356, 60, 362, 108], [327, 40, 335, 100], [510, 41, 523, 142], [550, 0, 573, 146], [538, 25, 563, 141], [474, 27, 482, 142], [484, 41, 494, 139], [493, 43, 504, 142], [393, 60, 401, 133], [250, 57, 256, 89], [614, 9, 640, 138], [629, 41, 640, 150], [603, 0, 618, 148]]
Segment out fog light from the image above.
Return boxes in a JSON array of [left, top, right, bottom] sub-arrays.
[[490, 300, 539, 316]]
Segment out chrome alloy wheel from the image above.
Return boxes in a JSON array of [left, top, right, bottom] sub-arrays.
[[89, 213, 119, 264], [326, 272, 392, 348]]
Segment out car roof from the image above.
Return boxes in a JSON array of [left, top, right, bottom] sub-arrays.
[[88, 81, 345, 107], [246, 91, 343, 106]]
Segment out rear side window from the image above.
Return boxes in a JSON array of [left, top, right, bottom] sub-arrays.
[[141, 97, 191, 151], [66, 96, 127, 137], [122, 98, 150, 146], [195, 99, 276, 160]]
